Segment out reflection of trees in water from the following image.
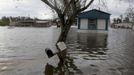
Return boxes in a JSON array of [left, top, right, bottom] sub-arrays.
[[44, 51, 82, 75]]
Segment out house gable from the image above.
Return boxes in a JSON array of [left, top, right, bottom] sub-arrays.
[[78, 9, 110, 19]]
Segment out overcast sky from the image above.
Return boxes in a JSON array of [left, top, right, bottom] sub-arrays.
[[0, 0, 134, 19]]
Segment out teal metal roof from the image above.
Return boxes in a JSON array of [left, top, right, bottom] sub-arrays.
[[78, 9, 110, 19]]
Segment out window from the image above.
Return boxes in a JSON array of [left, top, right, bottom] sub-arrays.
[[89, 19, 96, 25]]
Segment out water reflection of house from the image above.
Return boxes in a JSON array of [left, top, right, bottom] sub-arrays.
[[77, 32, 107, 48]]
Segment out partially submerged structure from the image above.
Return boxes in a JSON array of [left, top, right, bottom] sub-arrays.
[[77, 9, 110, 31], [34, 20, 50, 27], [16, 20, 34, 26], [9, 19, 51, 27]]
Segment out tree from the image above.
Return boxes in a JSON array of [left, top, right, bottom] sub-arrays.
[[113, 18, 117, 24], [41, 0, 94, 43], [0, 16, 10, 26], [117, 18, 122, 23], [123, 17, 130, 22], [125, 7, 134, 22]]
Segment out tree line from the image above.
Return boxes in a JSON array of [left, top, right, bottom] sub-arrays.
[[0, 16, 39, 26], [113, 7, 134, 24]]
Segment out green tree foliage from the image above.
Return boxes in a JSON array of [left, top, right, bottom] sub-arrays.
[[125, 7, 134, 22], [0, 16, 10, 26]]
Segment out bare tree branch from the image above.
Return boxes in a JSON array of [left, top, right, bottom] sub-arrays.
[[41, 0, 61, 14], [42, 0, 95, 43], [78, 0, 94, 12], [63, 0, 74, 14]]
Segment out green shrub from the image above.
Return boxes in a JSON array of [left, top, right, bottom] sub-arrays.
[[0, 20, 9, 26]]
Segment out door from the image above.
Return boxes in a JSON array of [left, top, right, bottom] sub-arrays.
[[88, 19, 96, 30]]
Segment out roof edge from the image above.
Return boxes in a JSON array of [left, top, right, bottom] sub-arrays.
[[81, 9, 111, 15]]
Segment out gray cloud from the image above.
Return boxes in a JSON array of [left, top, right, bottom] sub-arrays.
[[121, 0, 134, 3], [0, 0, 133, 19], [0, 0, 53, 19]]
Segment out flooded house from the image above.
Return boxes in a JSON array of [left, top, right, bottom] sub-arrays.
[[9, 20, 35, 26], [77, 9, 110, 31], [18, 20, 35, 26], [34, 20, 51, 27], [9, 20, 51, 27]]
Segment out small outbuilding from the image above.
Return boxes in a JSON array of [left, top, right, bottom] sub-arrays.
[[77, 9, 110, 30], [35, 20, 51, 27]]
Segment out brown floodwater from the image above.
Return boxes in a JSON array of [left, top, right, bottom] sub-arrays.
[[0, 26, 134, 75]]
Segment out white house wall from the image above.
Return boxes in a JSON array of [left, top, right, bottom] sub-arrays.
[[80, 19, 88, 29], [97, 19, 106, 30]]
